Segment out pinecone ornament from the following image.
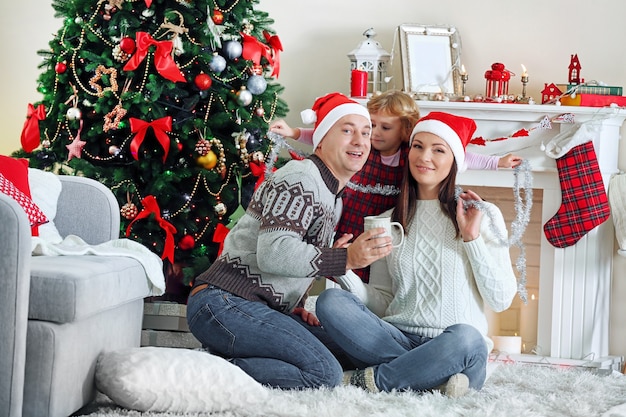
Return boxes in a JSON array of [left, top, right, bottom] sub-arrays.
[[195, 139, 211, 156], [120, 202, 138, 220]]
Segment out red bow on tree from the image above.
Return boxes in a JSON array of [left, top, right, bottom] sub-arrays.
[[123, 32, 186, 83], [20, 103, 46, 153], [126, 195, 177, 263], [263, 31, 282, 78], [241, 32, 272, 67], [129, 116, 172, 163]]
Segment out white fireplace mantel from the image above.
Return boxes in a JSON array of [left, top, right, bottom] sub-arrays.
[[417, 100, 626, 360]]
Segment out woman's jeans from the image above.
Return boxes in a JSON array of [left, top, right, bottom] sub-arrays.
[[186, 285, 345, 389], [316, 288, 488, 392]]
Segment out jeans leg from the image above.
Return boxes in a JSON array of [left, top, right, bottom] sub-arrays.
[[316, 288, 414, 367], [316, 289, 487, 392], [291, 313, 356, 370], [376, 323, 488, 392], [187, 286, 343, 389]]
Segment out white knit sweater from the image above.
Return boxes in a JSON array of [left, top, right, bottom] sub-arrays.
[[337, 200, 518, 352]]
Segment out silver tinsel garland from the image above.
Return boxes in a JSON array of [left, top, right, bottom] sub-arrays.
[[267, 131, 533, 300], [456, 159, 533, 302]]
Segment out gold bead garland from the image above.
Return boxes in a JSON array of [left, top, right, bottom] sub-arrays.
[[214, 0, 241, 13]]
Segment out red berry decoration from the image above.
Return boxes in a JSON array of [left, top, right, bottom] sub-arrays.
[[194, 73, 212, 91], [212, 9, 224, 25], [55, 62, 67, 74], [119, 37, 136, 54], [178, 234, 195, 250]]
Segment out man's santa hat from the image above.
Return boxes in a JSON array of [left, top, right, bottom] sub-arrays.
[[300, 92, 371, 149], [410, 111, 476, 172]]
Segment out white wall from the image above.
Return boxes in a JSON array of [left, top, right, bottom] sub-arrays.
[[2, 0, 625, 361]]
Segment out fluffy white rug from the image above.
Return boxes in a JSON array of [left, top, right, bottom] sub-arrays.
[[76, 363, 626, 417]]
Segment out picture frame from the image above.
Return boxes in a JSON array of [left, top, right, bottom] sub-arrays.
[[397, 24, 462, 97]]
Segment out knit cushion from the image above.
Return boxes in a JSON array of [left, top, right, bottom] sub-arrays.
[[0, 155, 44, 235], [0, 155, 30, 195], [95, 347, 268, 413], [0, 172, 48, 227]]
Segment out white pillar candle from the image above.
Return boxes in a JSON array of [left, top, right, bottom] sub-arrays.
[[492, 336, 522, 354]]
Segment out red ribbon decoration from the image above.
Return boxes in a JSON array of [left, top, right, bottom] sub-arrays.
[[144, 0, 152, 7], [123, 32, 186, 83], [212, 223, 230, 256], [249, 160, 276, 191], [129, 116, 172, 163], [126, 195, 177, 263], [263, 31, 283, 78], [20, 103, 45, 153], [241, 32, 272, 66]]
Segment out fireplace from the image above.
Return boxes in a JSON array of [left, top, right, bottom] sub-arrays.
[[418, 100, 626, 360]]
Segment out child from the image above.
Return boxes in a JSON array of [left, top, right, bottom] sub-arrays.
[[270, 90, 521, 282]]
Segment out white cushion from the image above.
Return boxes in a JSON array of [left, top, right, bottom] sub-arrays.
[[95, 347, 268, 413], [28, 168, 63, 244]]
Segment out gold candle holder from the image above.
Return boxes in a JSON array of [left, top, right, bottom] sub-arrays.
[[521, 75, 529, 98], [461, 73, 469, 96]]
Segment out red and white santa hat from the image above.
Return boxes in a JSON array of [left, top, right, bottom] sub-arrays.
[[410, 111, 476, 172], [300, 92, 371, 149]]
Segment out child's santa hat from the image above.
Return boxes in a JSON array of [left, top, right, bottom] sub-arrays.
[[300, 92, 371, 149], [410, 111, 476, 172]]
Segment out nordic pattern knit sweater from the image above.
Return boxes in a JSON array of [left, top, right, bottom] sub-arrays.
[[340, 200, 518, 353], [194, 155, 347, 313]]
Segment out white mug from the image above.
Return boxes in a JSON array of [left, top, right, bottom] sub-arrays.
[[363, 215, 405, 248]]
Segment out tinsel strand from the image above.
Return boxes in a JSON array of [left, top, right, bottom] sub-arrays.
[[456, 159, 533, 302]]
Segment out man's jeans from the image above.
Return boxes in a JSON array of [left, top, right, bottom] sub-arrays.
[[187, 285, 344, 389], [316, 288, 488, 392]]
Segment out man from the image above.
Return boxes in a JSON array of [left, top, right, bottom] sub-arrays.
[[186, 92, 392, 389]]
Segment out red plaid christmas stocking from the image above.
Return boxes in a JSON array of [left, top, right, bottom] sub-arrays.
[[543, 140, 610, 248]]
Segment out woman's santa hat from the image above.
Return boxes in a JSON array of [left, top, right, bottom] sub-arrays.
[[300, 92, 371, 149], [410, 111, 476, 172]]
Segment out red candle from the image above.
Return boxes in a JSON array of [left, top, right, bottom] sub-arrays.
[[350, 69, 368, 97]]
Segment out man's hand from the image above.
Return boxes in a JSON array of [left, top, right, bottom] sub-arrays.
[[293, 307, 320, 326], [346, 228, 393, 270]]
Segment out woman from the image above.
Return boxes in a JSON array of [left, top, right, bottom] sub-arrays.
[[316, 111, 518, 397]]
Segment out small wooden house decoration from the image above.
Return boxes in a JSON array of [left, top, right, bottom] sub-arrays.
[[568, 54, 582, 84], [541, 83, 563, 104]]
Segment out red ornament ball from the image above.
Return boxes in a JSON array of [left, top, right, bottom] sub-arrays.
[[178, 234, 196, 250], [55, 62, 67, 74], [212, 9, 224, 25], [194, 73, 213, 91], [119, 37, 136, 54]]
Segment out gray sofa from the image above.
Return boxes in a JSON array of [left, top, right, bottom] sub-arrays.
[[1, 174, 155, 417]]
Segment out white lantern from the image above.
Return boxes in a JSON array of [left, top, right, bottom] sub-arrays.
[[347, 28, 391, 96]]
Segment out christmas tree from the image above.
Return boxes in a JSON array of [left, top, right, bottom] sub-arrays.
[[14, 0, 288, 301]]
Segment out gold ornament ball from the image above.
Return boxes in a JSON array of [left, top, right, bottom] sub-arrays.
[[197, 150, 218, 169]]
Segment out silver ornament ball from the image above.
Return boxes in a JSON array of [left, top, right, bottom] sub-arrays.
[[209, 54, 227, 74], [237, 88, 253, 106], [246, 75, 267, 95], [223, 40, 242, 60], [66, 107, 82, 120]]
